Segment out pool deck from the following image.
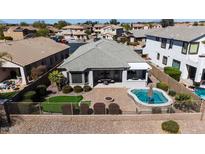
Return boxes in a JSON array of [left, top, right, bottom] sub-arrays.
[[82, 88, 170, 114]]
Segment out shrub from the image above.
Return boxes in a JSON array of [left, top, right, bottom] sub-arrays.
[[4, 36, 13, 40], [164, 67, 181, 81], [194, 82, 200, 87], [167, 106, 175, 113], [168, 89, 176, 97], [83, 85, 92, 92], [156, 82, 169, 91], [36, 85, 47, 97], [73, 86, 83, 93], [175, 93, 191, 101], [23, 91, 36, 101], [161, 120, 180, 133], [152, 107, 162, 114], [62, 85, 73, 94], [8, 102, 38, 114]]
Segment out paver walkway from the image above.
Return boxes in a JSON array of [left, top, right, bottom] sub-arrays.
[[6, 113, 205, 134]]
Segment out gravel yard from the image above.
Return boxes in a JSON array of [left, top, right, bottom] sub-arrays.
[[5, 113, 205, 134]]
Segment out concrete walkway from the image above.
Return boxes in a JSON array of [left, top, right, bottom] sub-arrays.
[[6, 113, 205, 134]]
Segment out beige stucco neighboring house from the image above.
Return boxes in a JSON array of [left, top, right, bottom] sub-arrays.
[[3, 26, 37, 40], [0, 37, 70, 85]]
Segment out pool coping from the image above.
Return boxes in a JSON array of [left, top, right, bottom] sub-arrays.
[[127, 87, 173, 107]]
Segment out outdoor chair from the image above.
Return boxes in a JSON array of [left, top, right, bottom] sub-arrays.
[[61, 104, 74, 115], [108, 103, 121, 114], [110, 80, 115, 83], [93, 102, 106, 114], [80, 103, 89, 115]]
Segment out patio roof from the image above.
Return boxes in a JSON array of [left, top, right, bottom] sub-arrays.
[[59, 39, 147, 72]]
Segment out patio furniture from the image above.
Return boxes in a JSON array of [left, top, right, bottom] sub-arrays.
[[93, 102, 106, 114], [108, 103, 121, 114], [61, 104, 74, 115], [103, 80, 109, 85], [110, 80, 115, 83], [97, 79, 102, 83], [80, 103, 89, 115]]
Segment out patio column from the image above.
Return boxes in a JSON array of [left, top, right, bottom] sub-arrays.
[[68, 72, 72, 84], [88, 71, 93, 87], [82, 73, 85, 84], [122, 70, 127, 83], [20, 67, 27, 85]]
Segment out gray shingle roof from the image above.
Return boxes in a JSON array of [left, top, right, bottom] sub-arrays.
[[146, 26, 205, 42], [130, 29, 161, 38], [59, 39, 145, 72]]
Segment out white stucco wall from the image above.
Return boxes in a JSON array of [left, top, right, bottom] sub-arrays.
[[143, 36, 205, 82]]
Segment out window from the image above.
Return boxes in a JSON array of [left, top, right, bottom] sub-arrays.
[[169, 39, 173, 49], [127, 70, 146, 80], [71, 73, 82, 83], [182, 42, 188, 54], [161, 38, 167, 48], [172, 59, 181, 69], [162, 56, 168, 65], [156, 37, 160, 41], [189, 42, 199, 54], [157, 53, 160, 60]]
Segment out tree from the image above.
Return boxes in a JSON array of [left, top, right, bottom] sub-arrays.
[[0, 24, 5, 39], [36, 28, 50, 37], [83, 20, 98, 26], [0, 52, 12, 66], [193, 22, 199, 26], [54, 20, 69, 29], [32, 20, 47, 29], [31, 65, 47, 80], [109, 19, 120, 25], [121, 23, 131, 31], [48, 70, 64, 89], [85, 29, 92, 35], [160, 19, 174, 27], [20, 22, 29, 26]]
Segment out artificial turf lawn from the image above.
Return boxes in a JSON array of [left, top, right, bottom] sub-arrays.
[[42, 95, 83, 113]]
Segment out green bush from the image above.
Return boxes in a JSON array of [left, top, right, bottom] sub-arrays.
[[161, 120, 180, 133], [156, 82, 169, 91], [23, 91, 36, 101], [36, 85, 47, 97], [194, 82, 200, 87], [62, 85, 73, 94], [168, 89, 176, 96], [175, 93, 191, 101], [73, 86, 83, 93], [152, 107, 162, 114], [83, 85, 92, 92], [164, 67, 181, 81]]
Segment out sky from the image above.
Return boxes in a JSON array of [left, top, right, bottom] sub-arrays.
[[0, 19, 204, 24]]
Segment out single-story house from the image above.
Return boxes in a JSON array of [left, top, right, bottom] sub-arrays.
[[0, 37, 70, 85], [59, 39, 151, 88]]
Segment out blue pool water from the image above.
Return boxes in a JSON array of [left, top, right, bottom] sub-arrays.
[[194, 88, 205, 100], [131, 89, 168, 104]]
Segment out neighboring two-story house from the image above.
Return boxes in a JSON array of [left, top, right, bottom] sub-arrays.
[[3, 26, 37, 40], [143, 26, 205, 84], [100, 25, 124, 40], [56, 25, 89, 41]]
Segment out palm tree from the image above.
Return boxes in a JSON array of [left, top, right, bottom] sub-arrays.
[[48, 70, 64, 90], [0, 52, 12, 66]]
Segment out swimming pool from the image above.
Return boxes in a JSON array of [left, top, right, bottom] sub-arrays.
[[194, 88, 205, 100], [128, 88, 173, 107]]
